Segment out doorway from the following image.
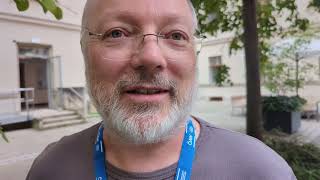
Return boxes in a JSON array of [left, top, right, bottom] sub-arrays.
[[18, 45, 50, 109]]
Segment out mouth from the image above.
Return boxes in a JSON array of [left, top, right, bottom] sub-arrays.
[[122, 86, 171, 103], [125, 87, 169, 95]]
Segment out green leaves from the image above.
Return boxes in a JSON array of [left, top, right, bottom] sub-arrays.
[[36, 0, 63, 20], [14, 0, 29, 11], [264, 136, 320, 180], [262, 38, 317, 96], [309, 0, 320, 12], [12, 0, 63, 20], [0, 126, 9, 143], [191, 0, 311, 63], [214, 64, 232, 87], [262, 96, 306, 112]]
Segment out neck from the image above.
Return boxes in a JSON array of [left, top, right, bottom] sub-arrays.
[[103, 118, 200, 173]]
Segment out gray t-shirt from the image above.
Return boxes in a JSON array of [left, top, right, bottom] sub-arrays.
[[26, 119, 296, 180]]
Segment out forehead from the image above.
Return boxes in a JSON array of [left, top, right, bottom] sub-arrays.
[[85, 0, 193, 29]]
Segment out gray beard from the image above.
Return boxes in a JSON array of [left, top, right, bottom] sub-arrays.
[[87, 72, 197, 144]]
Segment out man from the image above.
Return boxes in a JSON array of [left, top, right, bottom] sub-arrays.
[[26, 0, 296, 179]]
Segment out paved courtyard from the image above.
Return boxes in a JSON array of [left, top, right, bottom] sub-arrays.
[[0, 99, 319, 180]]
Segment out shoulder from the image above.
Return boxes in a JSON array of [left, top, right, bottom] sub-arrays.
[[26, 123, 101, 180], [193, 118, 296, 180]]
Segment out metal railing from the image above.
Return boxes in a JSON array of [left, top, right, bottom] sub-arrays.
[[0, 88, 34, 123], [64, 87, 88, 120], [18, 88, 35, 120]]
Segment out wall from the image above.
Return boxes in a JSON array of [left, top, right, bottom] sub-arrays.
[[197, 36, 246, 85], [197, 0, 320, 86], [0, 0, 86, 114], [0, 0, 86, 90]]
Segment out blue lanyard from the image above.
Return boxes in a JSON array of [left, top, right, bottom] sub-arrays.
[[94, 118, 196, 180]]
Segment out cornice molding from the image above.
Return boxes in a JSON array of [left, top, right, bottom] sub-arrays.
[[0, 12, 81, 31], [198, 37, 233, 47]]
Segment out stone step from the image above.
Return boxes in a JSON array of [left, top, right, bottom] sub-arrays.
[[41, 115, 81, 124], [33, 111, 77, 120], [34, 112, 85, 130], [38, 118, 85, 130]]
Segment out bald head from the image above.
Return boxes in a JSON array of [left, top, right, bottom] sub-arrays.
[[81, 0, 198, 35]]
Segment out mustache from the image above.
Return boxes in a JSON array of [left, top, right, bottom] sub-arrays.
[[115, 73, 178, 95]]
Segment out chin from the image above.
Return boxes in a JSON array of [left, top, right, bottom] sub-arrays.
[[103, 101, 187, 144], [90, 77, 197, 144]]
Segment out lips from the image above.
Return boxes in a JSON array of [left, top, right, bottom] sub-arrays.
[[124, 86, 169, 95], [121, 85, 173, 103]]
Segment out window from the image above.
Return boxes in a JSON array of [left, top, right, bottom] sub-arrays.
[[19, 47, 50, 59], [208, 56, 222, 84]]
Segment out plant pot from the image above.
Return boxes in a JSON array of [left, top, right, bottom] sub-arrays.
[[263, 111, 301, 134]]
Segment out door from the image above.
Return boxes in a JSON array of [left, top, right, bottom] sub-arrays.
[[18, 45, 50, 109], [20, 58, 48, 107]]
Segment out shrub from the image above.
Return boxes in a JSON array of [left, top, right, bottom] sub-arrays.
[[262, 96, 306, 112], [214, 65, 232, 87], [264, 137, 320, 180]]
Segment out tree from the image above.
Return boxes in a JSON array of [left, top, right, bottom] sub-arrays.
[[242, 0, 263, 140], [309, 0, 320, 12], [264, 38, 319, 96], [191, 0, 318, 139]]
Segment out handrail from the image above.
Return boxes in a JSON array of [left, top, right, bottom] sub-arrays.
[[64, 87, 87, 120], [0, 88, 34, 120], [68, 87, 83, 101]]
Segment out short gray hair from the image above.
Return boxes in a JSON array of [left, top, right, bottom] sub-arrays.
[[187, 0, 199, 32]]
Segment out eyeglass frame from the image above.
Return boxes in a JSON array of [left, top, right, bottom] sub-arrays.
[[82, 27, 204, 45], [81, 26, 206, 60]]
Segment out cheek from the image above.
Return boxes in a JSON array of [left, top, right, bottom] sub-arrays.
[[168, 53, 196, 83], [86, 46, 127, 83], [168, 60, 196, 99]]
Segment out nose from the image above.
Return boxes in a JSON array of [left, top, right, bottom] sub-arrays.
[[130, 34, 167, 73]]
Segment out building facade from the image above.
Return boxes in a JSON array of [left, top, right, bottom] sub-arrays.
[[0, 0, 319, 124], [0, 0, 86, 124], [197, 0, 320, 87]]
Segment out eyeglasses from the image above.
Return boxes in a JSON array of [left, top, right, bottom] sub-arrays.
[[83, 26, 204, 62]]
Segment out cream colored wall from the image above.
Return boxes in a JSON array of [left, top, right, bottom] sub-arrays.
[[198, 35, 320, 86], [197, 0, 320, 86], [0, 0, 86, 89], [0, 0, 85, 25], [197, 37, 246, 85], [0, 20, 85, 88], [0, 0, 86, 114], [0, 32, 18, 89]]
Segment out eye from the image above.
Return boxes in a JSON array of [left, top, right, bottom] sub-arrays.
[[102, 28, 127, 40], [165, 31, 188, 41]]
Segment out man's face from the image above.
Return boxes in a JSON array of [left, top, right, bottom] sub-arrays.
[[82, 0, 197, 144]]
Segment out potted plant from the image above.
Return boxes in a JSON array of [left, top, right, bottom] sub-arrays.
[[262, 96, 306, 134]]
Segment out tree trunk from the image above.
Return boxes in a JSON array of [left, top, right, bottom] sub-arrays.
[[242, 0, 263, 140]]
